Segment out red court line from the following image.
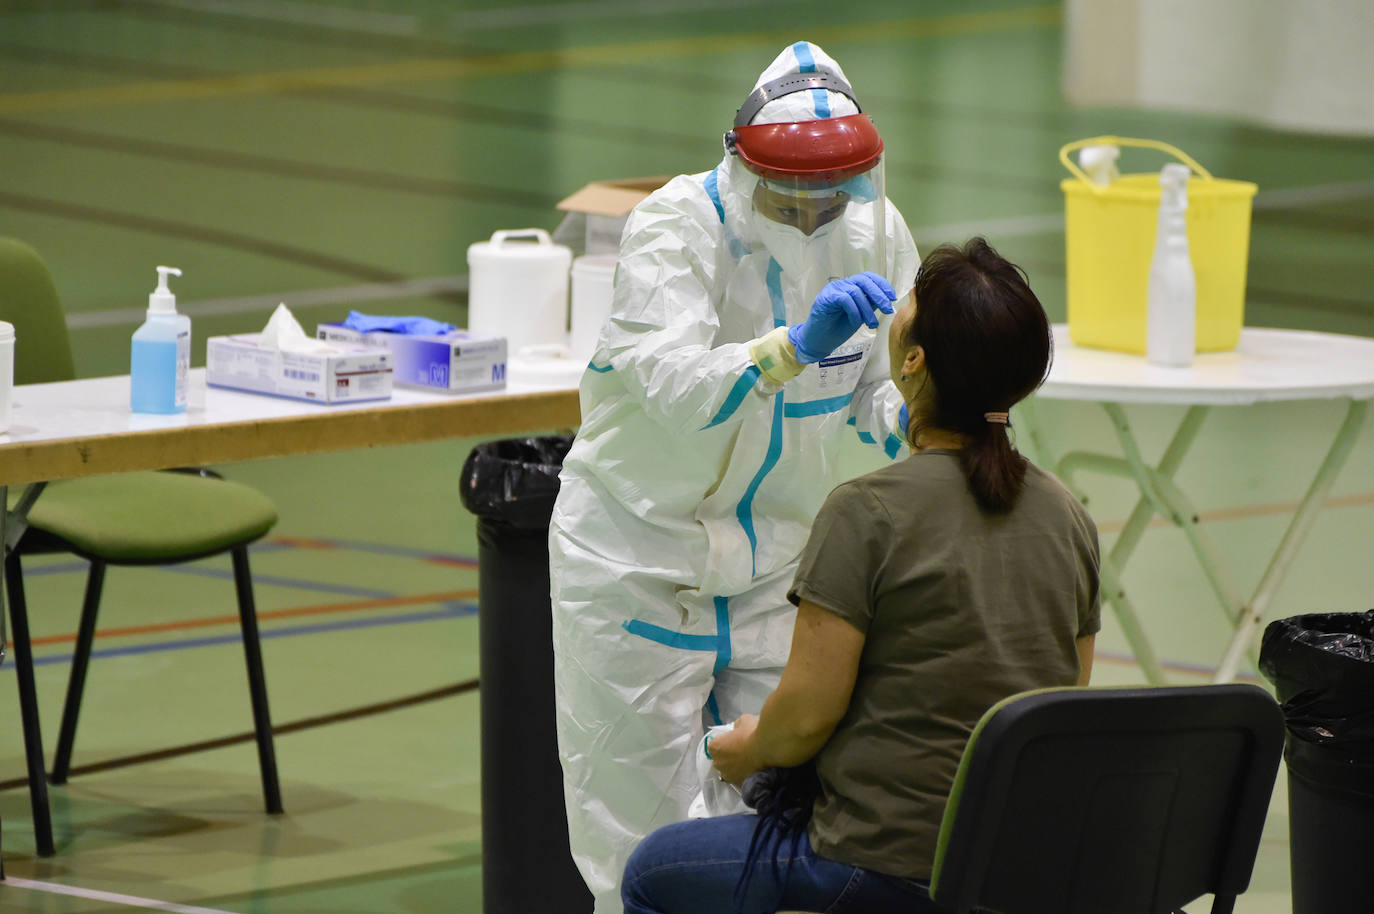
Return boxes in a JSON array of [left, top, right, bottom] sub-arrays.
[[267, 536, 341, 550], [17, 589, 480, 648], [424, 555, 480, 568], [1097, 491, 1374, 534]]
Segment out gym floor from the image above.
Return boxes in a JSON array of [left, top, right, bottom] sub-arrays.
[[2, 1, 1372, 911]]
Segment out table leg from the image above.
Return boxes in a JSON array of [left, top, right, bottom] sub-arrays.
[[1, 483, 44, 662], [1057, 407, 1212, 685], [1214, 398, 1369, 682]]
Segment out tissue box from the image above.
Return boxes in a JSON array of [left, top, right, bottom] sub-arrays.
[[315, 324, 507, 393], [206, 334, 393, 403]]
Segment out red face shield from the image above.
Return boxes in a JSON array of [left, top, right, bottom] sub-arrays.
[[724, 113, 883, 185]]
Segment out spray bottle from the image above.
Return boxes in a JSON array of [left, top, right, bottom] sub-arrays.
[[1146, 164, 1196, 367], [130, 266, 190, 413]]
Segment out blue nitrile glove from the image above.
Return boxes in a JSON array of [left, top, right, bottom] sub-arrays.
[[343, 310, 455, 336], [787, 272, 897, 364]]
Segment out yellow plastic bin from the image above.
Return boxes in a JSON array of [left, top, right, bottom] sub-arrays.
[[1060, 137, 1258, 354]]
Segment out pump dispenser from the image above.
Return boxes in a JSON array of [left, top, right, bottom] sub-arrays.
[[1146, 164, 1196, 367], [131, 266, 190, 413], [1077, 144, 1121, 186]]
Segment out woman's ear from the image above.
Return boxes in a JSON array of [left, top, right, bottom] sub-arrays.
[[903, 345, 925, 379]]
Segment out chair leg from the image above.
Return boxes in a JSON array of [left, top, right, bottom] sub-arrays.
[[231, 546, 282, 814], [50, 559, 105, 785], [5, 554, 55, 857]]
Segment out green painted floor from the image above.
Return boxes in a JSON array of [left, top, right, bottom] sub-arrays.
[[2, 1, 1372, 911]]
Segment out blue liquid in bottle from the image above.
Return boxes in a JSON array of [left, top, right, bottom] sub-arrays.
[[131, 337, 181, 413]]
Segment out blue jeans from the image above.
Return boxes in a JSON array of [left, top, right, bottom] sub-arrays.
[[621, 813, 941, 914]]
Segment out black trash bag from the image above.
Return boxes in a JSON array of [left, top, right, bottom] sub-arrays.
[[1260, 611, 1374, 914], [459, 435, 573, 531], [1260, 610, 1374, 798], [1259, 610, 1374, 750]]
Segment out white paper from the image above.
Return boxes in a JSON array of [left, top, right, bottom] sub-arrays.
[[258, 303, 336, 354]]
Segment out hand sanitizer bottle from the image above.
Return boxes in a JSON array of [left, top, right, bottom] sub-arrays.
[[1146, 164, 1196, 367], [131, 266, 190, 413]]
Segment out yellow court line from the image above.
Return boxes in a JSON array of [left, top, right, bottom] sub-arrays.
[[0, 6, 1059, 116]]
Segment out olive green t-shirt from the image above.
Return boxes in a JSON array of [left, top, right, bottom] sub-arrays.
[[788, 450, 1100, 879]]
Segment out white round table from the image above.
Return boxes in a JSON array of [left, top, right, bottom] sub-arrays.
[[1025, 325, 1374, 683]]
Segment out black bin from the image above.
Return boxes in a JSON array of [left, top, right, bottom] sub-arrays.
[[1259, 610, 1374, 914], [459, 436, 592, 914]]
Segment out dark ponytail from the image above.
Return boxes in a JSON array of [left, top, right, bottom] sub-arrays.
[[908, 237, 1052, 512]]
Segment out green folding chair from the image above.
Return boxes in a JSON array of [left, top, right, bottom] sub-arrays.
[[930, 684, 1284, 914], [0, 237, 283, 858]]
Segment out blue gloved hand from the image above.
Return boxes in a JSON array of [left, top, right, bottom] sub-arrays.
[[787, 272, 897, 364]]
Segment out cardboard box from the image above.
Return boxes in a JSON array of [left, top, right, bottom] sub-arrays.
[[554, 176, 670, 255], [315, 324, 507, 394], [206, 334, 393, 403]]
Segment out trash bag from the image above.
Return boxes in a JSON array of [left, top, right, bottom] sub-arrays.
[[1259, 610, 1374, 914], [1259, 610, 1374, 764], [459, 435, 573, 531]]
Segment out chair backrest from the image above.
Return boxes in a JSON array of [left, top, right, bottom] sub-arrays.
[[0, 237, 77, 384], [929, 684, 1284, 914]]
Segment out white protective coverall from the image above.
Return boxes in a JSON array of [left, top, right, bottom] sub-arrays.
[[549, 41, 921, 914]]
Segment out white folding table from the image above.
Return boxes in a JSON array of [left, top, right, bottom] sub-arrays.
[[1021, 325, 1374, 684]]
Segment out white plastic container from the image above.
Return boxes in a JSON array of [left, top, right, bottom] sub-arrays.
[[569, 254, 617, 363], [1146, 164, 1197, 368], [131, 266, 190, 413], [466, 229, 572, 358], [0, 321, 13, 434]]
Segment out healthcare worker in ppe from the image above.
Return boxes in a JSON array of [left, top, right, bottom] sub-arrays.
[[549, 41, 921, 914]]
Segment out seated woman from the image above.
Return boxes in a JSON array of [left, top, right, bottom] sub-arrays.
[[621, 237, 1101, 914]]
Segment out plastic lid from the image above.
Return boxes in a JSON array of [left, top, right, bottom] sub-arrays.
[[467, 229, 573, 264], [148, 265, 182, 313], [571, 254, 618, 276]]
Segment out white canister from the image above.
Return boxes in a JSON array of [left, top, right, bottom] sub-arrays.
[[0, 321, 13, 434], [466, 228, 572, 358], [569, 254, 617, 363]]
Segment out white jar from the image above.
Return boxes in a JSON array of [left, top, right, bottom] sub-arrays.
[[569, 254, 617, 363], [0, 320, 14, 433], [466, 229, 572, 358]]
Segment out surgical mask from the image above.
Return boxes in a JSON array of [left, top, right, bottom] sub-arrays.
[[753, 210, 842, 277]]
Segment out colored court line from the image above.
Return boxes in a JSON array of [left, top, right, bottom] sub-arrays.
[[13, 589, 478, 649], [0, 7, 1060, 115], [20, 603, 476, 668], [1094, 648, 1262, 684], [1095, 491, 1374, 535], [2, 878, 237, 914], [265, 536, 481, 567]]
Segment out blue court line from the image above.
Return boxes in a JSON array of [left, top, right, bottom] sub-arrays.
[[157, 565, 395, 598], [267, 538, 479, 564], [4, 602, 478, 669]]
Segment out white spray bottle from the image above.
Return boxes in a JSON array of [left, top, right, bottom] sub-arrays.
[[130, 266, 190, 413], [1146, 164, 1196, 367]]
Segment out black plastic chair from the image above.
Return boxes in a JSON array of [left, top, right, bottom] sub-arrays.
[[929, 684, 1284, 914]]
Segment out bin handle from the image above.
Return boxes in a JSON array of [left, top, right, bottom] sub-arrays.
[[1059, 136, 1214, 194], [490, 228, 554, 248]]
